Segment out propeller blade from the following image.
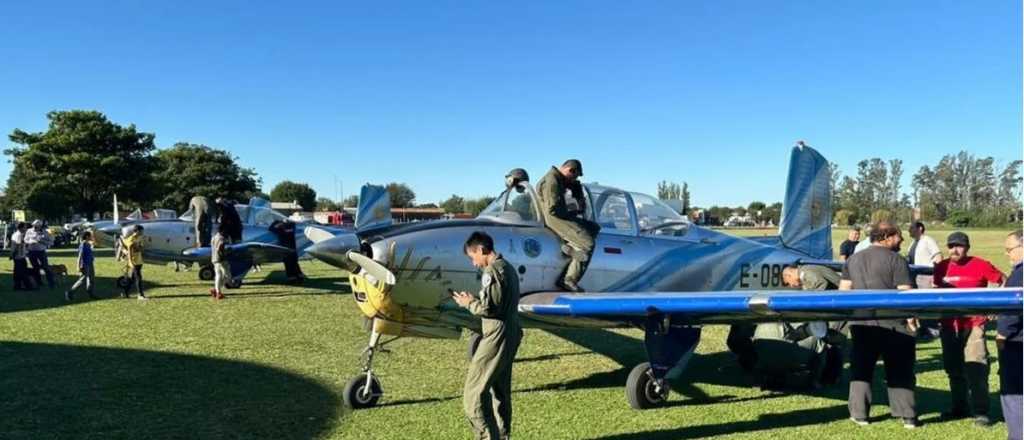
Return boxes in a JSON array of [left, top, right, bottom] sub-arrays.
[[347, 251, 396, 286]]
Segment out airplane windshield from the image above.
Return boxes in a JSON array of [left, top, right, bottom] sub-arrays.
[[478, 184, 539, 223], [631, 192, 690, 234], [590, 187, 635, 235]]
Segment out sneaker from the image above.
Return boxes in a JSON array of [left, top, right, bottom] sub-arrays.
[[973, 415, 991, 427], [850, 417, 869, 426], [902, 418, 920, 429], [64, 290, 72, 301], [137, 295, 148, 301], [215, 291, 225, 300], [209, 288, 217, 297]]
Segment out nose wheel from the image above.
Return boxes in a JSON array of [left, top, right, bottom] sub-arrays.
[[344, 373, 382, 409], [343, 324, 398, 409]]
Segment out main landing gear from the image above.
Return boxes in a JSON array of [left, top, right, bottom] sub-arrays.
[[625, 315, 701, 410]]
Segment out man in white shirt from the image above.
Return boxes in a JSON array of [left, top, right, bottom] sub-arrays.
[[907, 221, 942, 288], [24, 219, 55, 289]]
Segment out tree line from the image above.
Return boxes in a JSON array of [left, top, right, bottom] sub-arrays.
[[833, 153, 1021, 227], [0, 111, 502, 220]]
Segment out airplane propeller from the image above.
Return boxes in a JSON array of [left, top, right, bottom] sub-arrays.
[[347, 251, 396, 285]]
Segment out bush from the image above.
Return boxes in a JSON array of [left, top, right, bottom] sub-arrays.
[[946, 210, 972, 227], [834, 209, 853, 226], [870, 209, 893, 224]]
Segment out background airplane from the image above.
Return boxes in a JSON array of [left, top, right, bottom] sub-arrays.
[[94, 197, 347, 287], [304, 145, 1022, 409]]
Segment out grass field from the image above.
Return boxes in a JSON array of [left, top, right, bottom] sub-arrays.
[[1, 227, 1019, 439]]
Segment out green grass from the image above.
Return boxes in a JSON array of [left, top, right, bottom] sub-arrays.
[[1, 226, 1018, 439]]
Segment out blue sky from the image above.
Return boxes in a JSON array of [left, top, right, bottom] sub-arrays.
[[1, 1, 1020, 208]]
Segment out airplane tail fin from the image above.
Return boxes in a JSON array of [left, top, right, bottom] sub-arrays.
[[355, 184, 392, 232], [778, 142, 832, 259]]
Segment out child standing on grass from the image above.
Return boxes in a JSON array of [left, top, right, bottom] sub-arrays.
[[121, 225, 147, 300], [65, 230, 97, 301], [210, 227, 227, 300]]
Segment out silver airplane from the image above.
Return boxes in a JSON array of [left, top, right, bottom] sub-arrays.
[[95, 197, 347, 287], [304, 145, 1022, 410]]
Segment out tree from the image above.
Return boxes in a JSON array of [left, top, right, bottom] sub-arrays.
[[828, 161, 842, 213], [870, 209, 893, 224], [658, 181, 680, 200], [681, 182, 691, 214], [342, 195, 359, 208], [464, 196, 496, 216], [834, 209, 853, 226], [317, 197, 340, 211], [440, 195, 465, 213], [997, 160, 1023, 207], [5, 110, 156, 220], [151, 143, 261, 212], [385, 182, 416, 208], [270, 181, 317, 211]]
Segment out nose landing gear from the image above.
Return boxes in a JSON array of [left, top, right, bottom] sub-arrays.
[[343, 323, 399, 409]]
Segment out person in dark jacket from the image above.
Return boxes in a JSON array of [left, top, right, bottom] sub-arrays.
[[216, 197, 243, 243], [999, 230, 1022, 440], [269, 220, 304, 281]]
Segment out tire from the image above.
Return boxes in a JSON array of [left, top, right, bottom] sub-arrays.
[[116, 276, 130, 289], [198, 265, 214, 281], [344, 374, 382, 409], [626, 362, 669, 410], [225, 278, 242, 289]]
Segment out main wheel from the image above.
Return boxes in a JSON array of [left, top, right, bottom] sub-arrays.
[[116, 276, 130, 289], [344, 374, 383, 409], [198, 265, 214, 281], [626, 362, 669, 409], [225, 278, 242, 289]]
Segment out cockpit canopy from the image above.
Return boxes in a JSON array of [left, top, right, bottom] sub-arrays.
[[478, 182, 690, 237]]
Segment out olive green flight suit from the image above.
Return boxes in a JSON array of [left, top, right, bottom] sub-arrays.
[[189, 195, 216, 247], [799, 264, 840, 290], [753, 265, 842, 387], [463, 254, 523, 440], [536, 167, 600, 286]]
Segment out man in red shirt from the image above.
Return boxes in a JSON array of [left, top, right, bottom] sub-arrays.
[[933, 231, 1005, 427]]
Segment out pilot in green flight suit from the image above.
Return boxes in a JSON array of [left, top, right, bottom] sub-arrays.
[[536, 159, 601, 292], [453, 231, 523, 440], [752, 264, 845, 389]]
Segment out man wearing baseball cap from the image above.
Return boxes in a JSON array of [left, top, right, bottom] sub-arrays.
[[535, 159, 600, 292], [933, 231, 1005, 427]]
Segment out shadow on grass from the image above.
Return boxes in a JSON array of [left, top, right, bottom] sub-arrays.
[[0, 341, 341, 440], [587, 404, 850, 439], [0, 272, 165, 314], [254, 270, 352, 293]]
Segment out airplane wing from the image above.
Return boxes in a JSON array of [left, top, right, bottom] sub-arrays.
[[518, 287, 1022, 325], [182, 242, 295, 265]]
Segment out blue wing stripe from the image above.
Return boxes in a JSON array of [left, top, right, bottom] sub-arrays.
[[525, 288, 1022, 317]]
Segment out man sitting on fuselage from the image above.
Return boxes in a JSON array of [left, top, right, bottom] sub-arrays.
[[536, 159, 600, 293]]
